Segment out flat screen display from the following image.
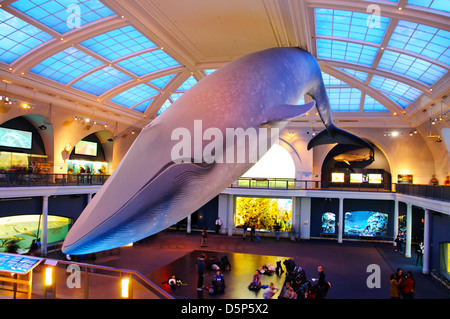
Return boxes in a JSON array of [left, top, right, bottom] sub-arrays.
[[331, 173, 344, 183], [0, 127, 32, 149], [235, 197, 292, 231], [350, 173, 363, 183], [75, 140, 97, 156], [368, 174, 382, 184]]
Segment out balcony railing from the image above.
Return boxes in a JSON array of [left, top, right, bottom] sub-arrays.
[[0, 173, 447, 203], [230, 178, 450, 202], [0, 172, 109, 187], [229, 178, 392, 192], [396, 183, 450, 203]]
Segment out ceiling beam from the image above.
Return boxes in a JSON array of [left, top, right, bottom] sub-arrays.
[[99, 65, 186, 102], [11, 16, 129, 75], [320, 63, 405, 114], [320, 60, 430, 93]]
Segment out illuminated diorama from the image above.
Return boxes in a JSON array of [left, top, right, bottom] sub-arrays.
[[321, 212, 336, 234], [344, 211, 388, 237], [0, 215, 71, 253], [235, 197, 292, 232]]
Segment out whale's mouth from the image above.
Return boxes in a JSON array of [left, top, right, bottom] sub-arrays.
[[63, 160, 214, 253]]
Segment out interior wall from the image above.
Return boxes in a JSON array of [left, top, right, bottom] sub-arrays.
[[0, 100, 138, 175]]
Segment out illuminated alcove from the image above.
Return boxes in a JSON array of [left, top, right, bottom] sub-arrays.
[[241, 143, 296, 179]]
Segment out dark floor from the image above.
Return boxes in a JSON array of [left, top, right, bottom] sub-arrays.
[[90, 231, 449, 299]]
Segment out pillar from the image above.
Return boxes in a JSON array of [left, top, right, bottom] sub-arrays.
[[338, 197, 344, 244], [299, 197, 311, 240], [186, 213, 192, 234], [393, 200, 399, 246], [41, 196, 48, 256], [291, 196, 298, 240], [422, 209, 430, 274], [405, 203, 412, 258], [227, 195, 234, 237], [87, 193, 93, 204]]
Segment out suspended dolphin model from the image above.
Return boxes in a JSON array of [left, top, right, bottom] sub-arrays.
[[62, 47, 372, 254]]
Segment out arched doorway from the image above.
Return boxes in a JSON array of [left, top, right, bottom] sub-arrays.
[[321, 142, 391, 190]]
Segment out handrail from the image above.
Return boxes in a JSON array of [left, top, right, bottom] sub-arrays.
[[0, 173, 447, 202], [0, 172, 110, 187], [229, 178, 450, 202], [44, 259, 173, 299]]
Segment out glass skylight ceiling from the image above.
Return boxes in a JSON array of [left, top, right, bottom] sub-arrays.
[[0, 1, 448, 117], [10, 0, 115, 34], [314, 5, 449, 112]]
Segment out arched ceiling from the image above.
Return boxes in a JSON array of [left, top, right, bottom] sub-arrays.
[[0, 0, 448, 129]]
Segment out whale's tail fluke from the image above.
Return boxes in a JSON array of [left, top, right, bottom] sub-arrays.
[[307, 124, 374, 151]]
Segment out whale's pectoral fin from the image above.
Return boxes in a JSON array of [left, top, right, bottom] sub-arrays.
[[307, 124, 374, 151], [261, 100, 316, 125]]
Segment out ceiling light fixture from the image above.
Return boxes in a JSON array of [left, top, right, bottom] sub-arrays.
[[73, 115, 109, 129]]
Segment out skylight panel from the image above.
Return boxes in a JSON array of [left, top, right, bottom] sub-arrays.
[[317, 39, 378, 65], [370, 75, 423, 101], [388, 20, 450, 65], [10, 0, 115, 34], [384, 93, 411, 108], [363, 95, 389, 111], [322, 72, 349, 86], [407, 0, 450, 13], [0, 9, 53, 63], [177, 76, 197, 91], [157, 99, 173, 115], [158, 93, 183, 115], [378, 50, 447, 85], [315, 8, 390, 44], [204, 69, 216, 75], [338, 68, 369, 82], [149, 74, 175, 89], [80, 26, 157, 61], [30, 47, 104, 84], [71, 66, 132, 96], [117, 50, 180, 77], [326, 87, 361, 111], [134, 99, 153, 113], [109, 84, 158, 108]]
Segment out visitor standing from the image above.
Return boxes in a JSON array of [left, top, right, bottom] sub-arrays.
[[243, 222, 249, 239], [195, 254, 206, 291], [274, 223, 281, 241], [400, 271, 415, 299], [416, 242, 424, 266], [215, 217, 223, 234], [201, 227, 207, 247], [390, 273, 400, 299], [250, 225, 256, 242]]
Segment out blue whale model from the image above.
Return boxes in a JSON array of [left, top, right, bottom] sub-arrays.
[[62, 47, 372, 254]]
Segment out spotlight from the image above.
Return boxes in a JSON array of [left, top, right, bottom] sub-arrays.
[[38, 125, 47, 131]]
